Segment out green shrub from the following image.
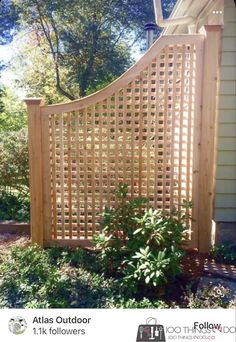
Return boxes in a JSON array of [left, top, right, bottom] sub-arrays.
[[46, 246, 103, 273], [210, 244, 236, 265], [94, 184, 190, 295], [0, 245, 231, 309], [0, 129, 29, 194], [46, 247, 72, 266], [122, 207, 189, 291], [0, 191, 30, 221], [0, 87, 27, 133], [25, 299, 50, 308], [0, 128, 29, 221], [94, 183, 147, 273], [66, 266, 120, 308], [104, 297, 171, 308], [0, 245, 120, 308], [0, 245, 71, 308]]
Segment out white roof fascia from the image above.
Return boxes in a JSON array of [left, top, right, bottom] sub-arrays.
[[161, 0, 213, 35]]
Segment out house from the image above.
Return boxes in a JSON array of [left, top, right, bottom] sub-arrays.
[[160, 0, 236, 245]]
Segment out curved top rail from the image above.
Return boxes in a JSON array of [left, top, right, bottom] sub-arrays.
[[41, 34, 204, 116]]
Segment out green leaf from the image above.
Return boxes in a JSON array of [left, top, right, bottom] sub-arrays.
[[133, 228, 143, 235]]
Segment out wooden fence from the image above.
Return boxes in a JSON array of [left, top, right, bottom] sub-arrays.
[[25, 26, 222, 252]]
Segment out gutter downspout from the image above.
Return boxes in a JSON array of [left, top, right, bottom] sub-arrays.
[[153, 0, 194, 28]]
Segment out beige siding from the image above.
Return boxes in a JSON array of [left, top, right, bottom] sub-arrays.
[[221, 52, 236, 65], [219, 124, 236, 136], [215, 0, 236, 222], [220, 66, 236, 80], [222, 22, 236, 36], [218, 137, 236, 150], [218, 109, 236, 123], [215, 194, 236, 207], [215, 209, 236, 221], [216, 165, 236, 179], [221, 37, 236, 51], [215, 180, 236, 194], [219, 81, 235, 95], [217, 150, 236, 164]]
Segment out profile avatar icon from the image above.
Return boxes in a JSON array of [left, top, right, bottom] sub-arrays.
[[8, 316, 27, 335]]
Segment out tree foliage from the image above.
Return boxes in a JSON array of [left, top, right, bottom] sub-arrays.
[[0, 87, 28, 200], [0, 86, 26, 131], [12, 0, 153, 99], [2, 1, 177, 101], [0, 0, 176, 222], [0, 0, 19, 45], [12, 38, 78, 104], [11, 0, 175, 101], [0, 128, 29, 194]]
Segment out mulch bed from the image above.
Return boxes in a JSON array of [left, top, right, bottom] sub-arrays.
[[182, 251, 208, 281], [0, 233, 30, 258], [0, 233, 235, 306], [1, 233, 235, 282], [182, 250, 236, 282]]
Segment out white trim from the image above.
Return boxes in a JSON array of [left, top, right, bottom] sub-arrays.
[[162, 0, 214, 35], [153, 0, 194, 28]]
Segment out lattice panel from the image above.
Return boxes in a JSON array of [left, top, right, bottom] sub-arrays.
[[48, 43, 197, 240]]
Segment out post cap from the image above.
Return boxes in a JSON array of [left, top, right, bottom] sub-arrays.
[[144, 22, 157, 31], [24, 98, 44, 106], [203, 25, 223, 32]]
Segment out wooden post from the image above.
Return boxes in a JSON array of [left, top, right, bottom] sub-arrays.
[[24, 98, 44, 245], [41, 114, 52, 242], [198, 25, 222, 253]]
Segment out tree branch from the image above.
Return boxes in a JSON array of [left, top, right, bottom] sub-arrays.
[[34, 1, 75, 100]]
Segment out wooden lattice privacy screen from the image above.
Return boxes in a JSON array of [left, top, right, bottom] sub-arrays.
[[26, 28, 222, 252]]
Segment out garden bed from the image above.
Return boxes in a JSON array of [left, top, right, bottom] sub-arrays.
[[0, 221, 30, 234], [0, 233, 235, 309], [0, 232, 30, 258]]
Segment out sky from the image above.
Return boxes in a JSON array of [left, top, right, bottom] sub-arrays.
[[0, 43, 15, 85]]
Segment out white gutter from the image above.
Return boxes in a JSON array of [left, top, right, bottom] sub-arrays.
[[153, 0, 194, 28]]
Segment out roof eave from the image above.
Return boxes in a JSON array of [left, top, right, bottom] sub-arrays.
[[161, 0, 213, 35]]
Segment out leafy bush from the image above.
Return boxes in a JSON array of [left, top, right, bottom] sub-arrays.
[[0, 245, 121, 308], [66, 266, 120, 308], [1, 245, 232, 309], [210, 244, 236, 265], [0, 128, 29, 195], [94, 184, 190, 295], [46, 246, 103, 273], [94, 183, 147, 273], [104, 297, 171, 309], [0, 245, 71, 308], [0, 86, 27, 133], [0, 191, 30, 221], [0, 128, 29, 221], [123, 207, 189, 290]]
